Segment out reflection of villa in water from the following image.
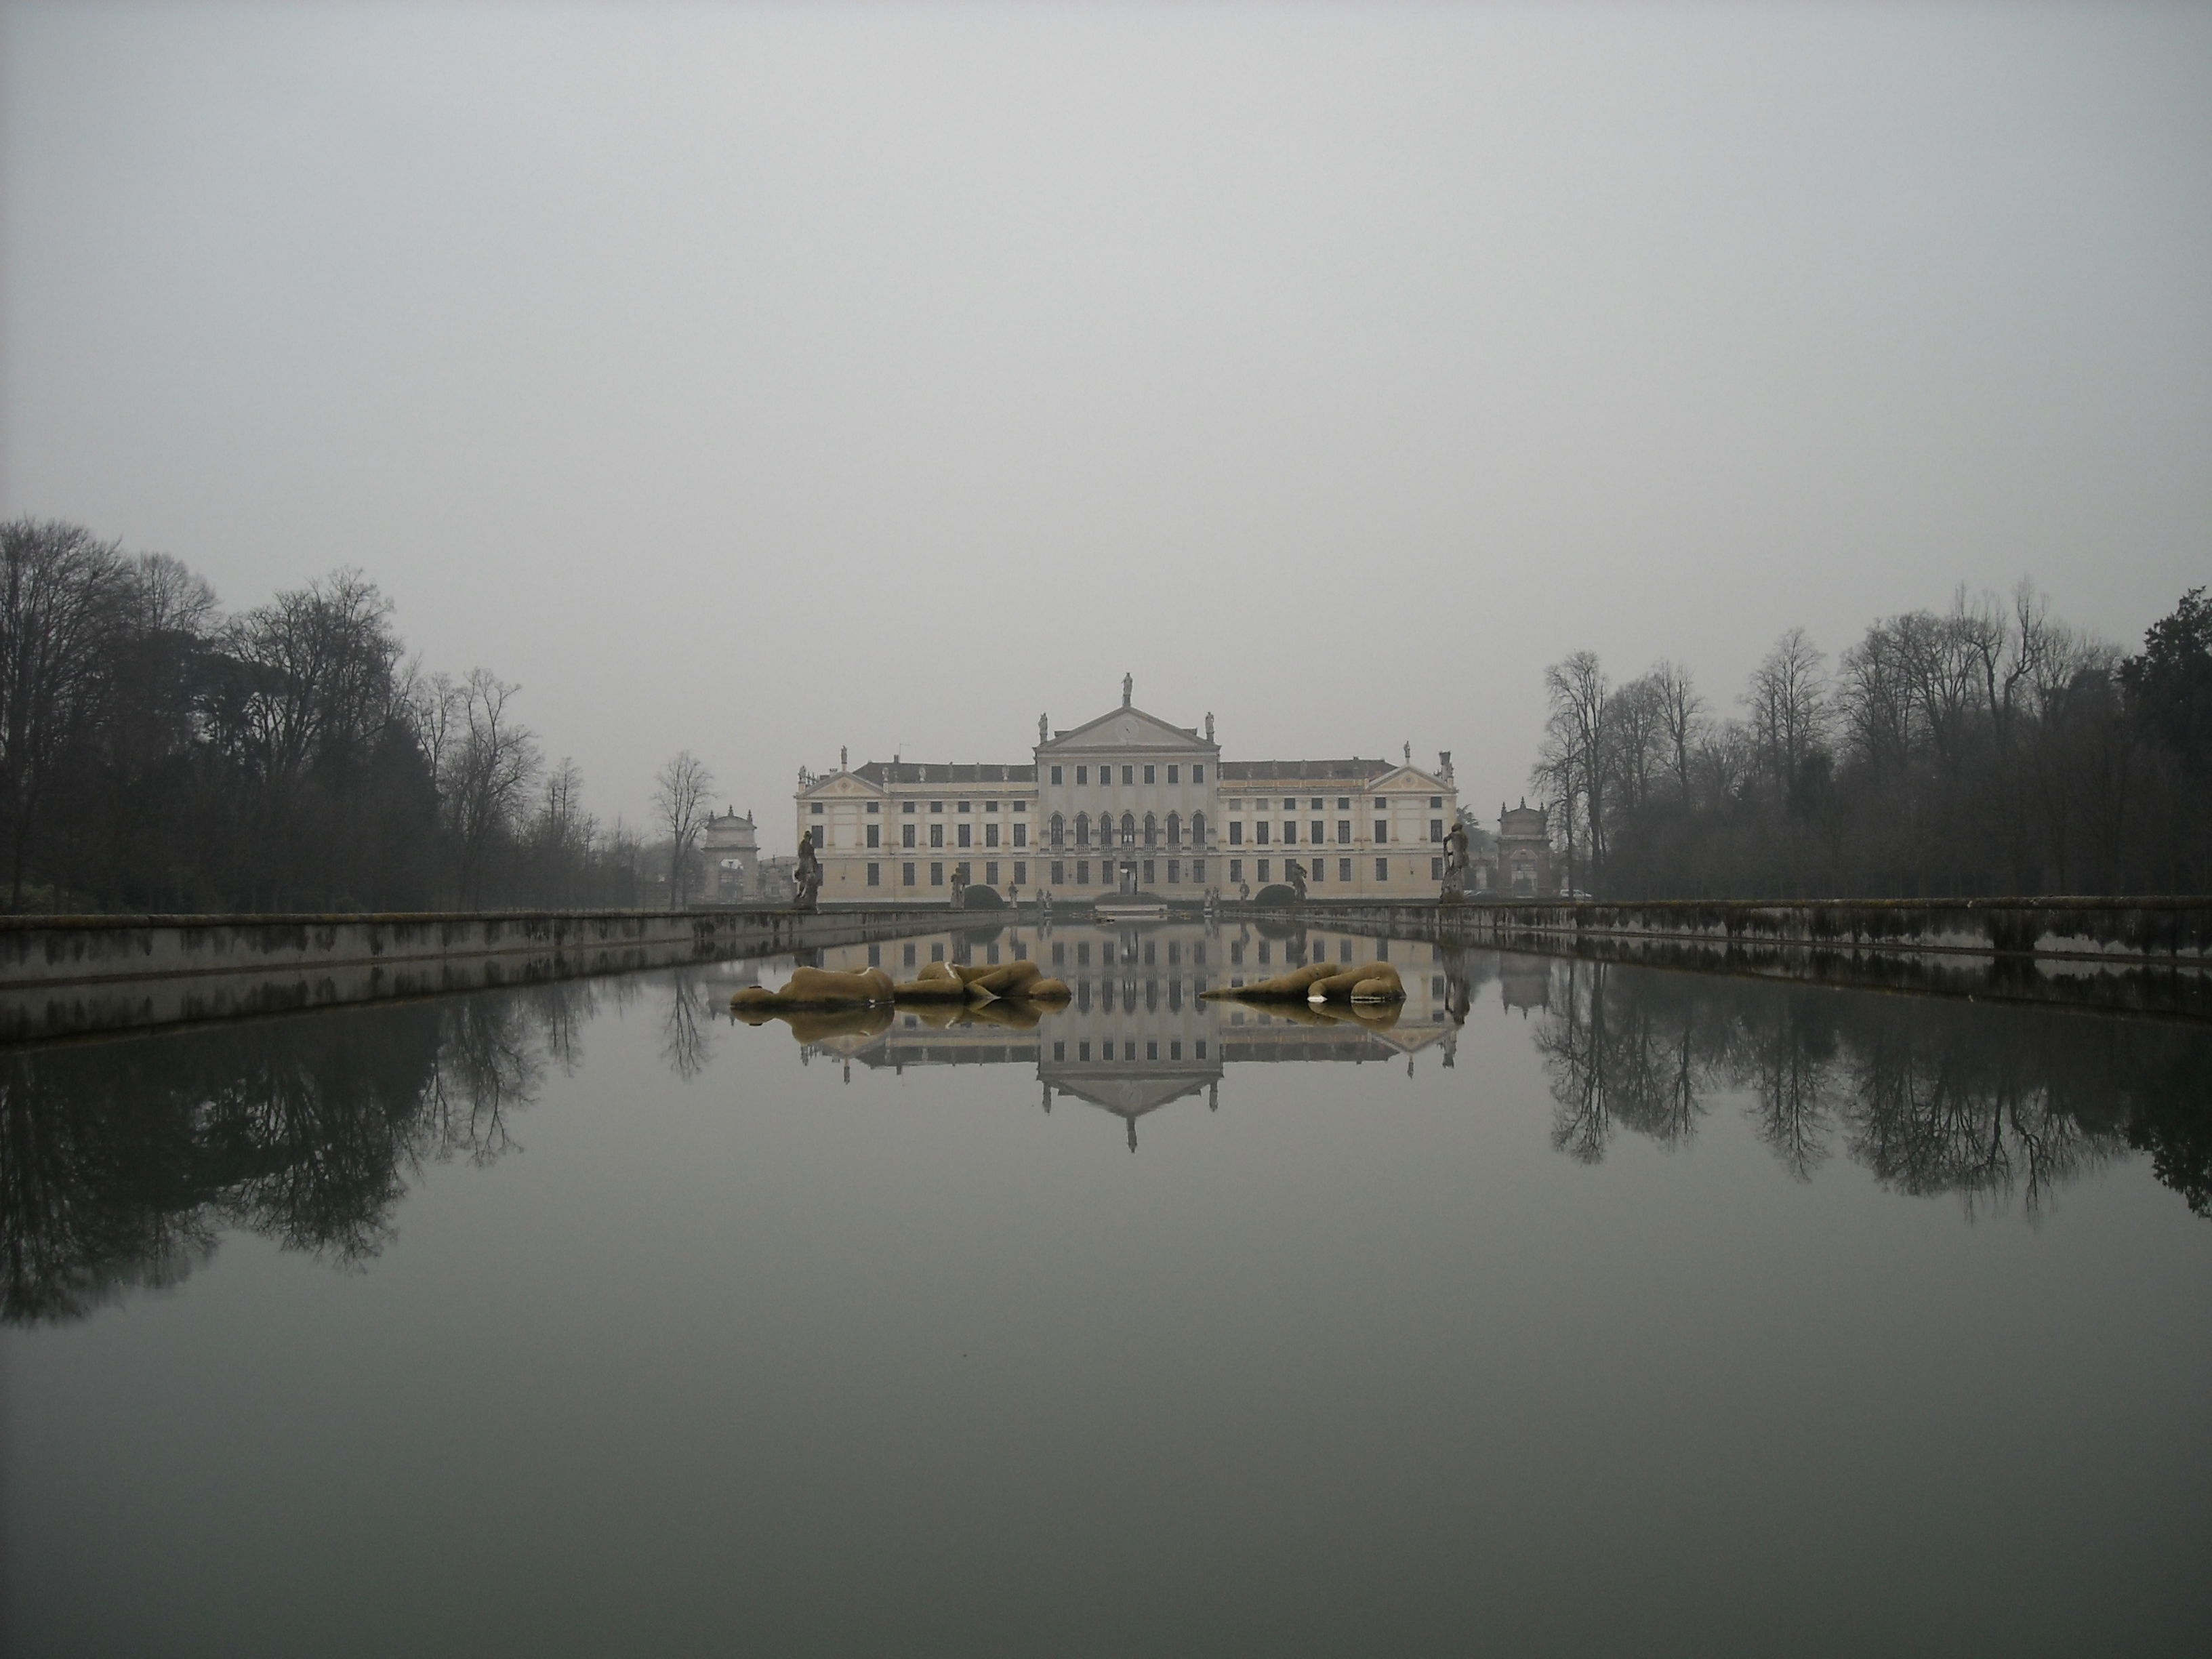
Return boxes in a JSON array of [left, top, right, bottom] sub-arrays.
[[769, 922, 1479, 1150]]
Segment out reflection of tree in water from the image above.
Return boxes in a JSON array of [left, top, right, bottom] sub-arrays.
[[658, 972, 714, 1082], [1534, 959, 2211, 1216], [0, 979, 602, 1327]]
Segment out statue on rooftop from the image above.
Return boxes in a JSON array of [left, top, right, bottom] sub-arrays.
[[793, 827, 822, 910]]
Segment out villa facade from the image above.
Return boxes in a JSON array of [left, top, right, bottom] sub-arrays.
[[793, 684, 1462, 907]]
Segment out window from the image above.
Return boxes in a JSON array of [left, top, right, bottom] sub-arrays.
[[1431, 796, 1443, 808], [1050, 766, 1063, 785], [1050, 813, 1065, 847], [1193, 857, 1206, 882], [1053, 1041, 1065, 1061], [811, 802, 823, 815], [1122, 766, 1134, 785], [1191, 812, 1206, 846], [1283, 798, 1296, 811], [1147, 1041, 1158, 1060], [1431, 819, 1443, 842], [1078, 1042, 1091, 1062], [902, 825, 916, 848], [903, 861, 917, 885], [1311, 820, 1324, 844], [958, 800, 971, 813], [1143, 765, 1155, 783], [1258, 942, 1271, 964], [1013, 861, 1025, 884], [1078, 942, 1092, 966], [1101, 862, 1115, 886], [1076, 860, 1089, 884], [1258, 859, 1271, 882], [1170, 1040, 1182, 1061], [903, 943, 917, 967], [1337, 820, 1351, 843], [1012, 823, 1026, 847], [866, 863, 880, 886], [1375, 819, 1389, 842], [1143, 813, 1158, 846], [1231, 941, 1245, 964], [1167, 764, 1179, 783], [932, 943, 945, 961], [865, 823, 880, 848], [1076, 766, 1088, 785], [1230, 859, 1243, 882], [867, 802, 880, 815], [1075, 813, 1090, 846], [984, 823, 999, 848], [1192, 765, 1204, 783], [1431, 857, 1444, 880], [1256, 821, 1270, 845], [1309, 859, 1322, 882], [1051, 860, 1065, 884], [931, 801, 943, 813], [987, 944, 1000, 964], [986, 862, 999, 884], [1142, 859, 1155, 884], [1376, 857, 1389, 880], [1012, 800, 1025, 813], [930, 823, 944, 848], [1121, 812, 1136, 845], [1229, 821, 1244, 845], [931, 862, 945, 886], [985, 800, 998, 813], [1282, 821, 1296, 844], [1338, 797, 1351, 810], [1339, 940, 1352, 962], [956, 862, 971, 885], [1339, 859, 1352, 882], [1166, 811, 1181, 846], [903, 801, 916, 814], [1310, 798, 1324, 811], [1166, 859, 1179, 884]]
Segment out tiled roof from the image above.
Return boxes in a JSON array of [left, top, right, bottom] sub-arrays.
[[1216, 759, 1393, 781], [853, 761, 1039, 785]]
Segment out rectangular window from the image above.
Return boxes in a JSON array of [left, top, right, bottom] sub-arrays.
[[1101, 863, 1115, 886], [1231, 941, 1244, 964], [866, 862, 880, 886], [1340, 940, 1352, 963], [930, 824, 943, 848], [1192, 765, 1204, 783], [1143, 765, 1155, 783], [1375, 820, 1389, 842], [986, 862, 999, 884], [1013, 861, 1025, 885], [957, 824, 972, 848], [865, 823, 880, 848], [902, 825, 916, 848], [985, 823, 999, 848], [1431, 796, 1443, 808], [1051, 860, 1065, 884], [1230, 858, 1243, 883], [1337, 821, 1351, 843], [1376, 857, 1389, 881], [1167, 764, 1179, 783], [930, 801, 943, 813], [1339, 859, 1352, 882], [1053, 1041, 1065, 1061], [931, 862, 945, 886], [1258, 942, 1271, 964], [1012, 823, 1027, 847], [1282, 821, 1296, 844], [1076, 766, 1088, 785], [1256, 821, 1271, 845], [933, 943, 945, 960], [1229, 821, 1244, 845], [810, 802, 823, 815], [1258, 859, 1271, 882], [1052, 942, 1065, 965], [1166, 859, 1179, 885], [1170, 1040, 1182, 1061], [1193, 859, 1206, 882], [903, 862, 916, 886], [1078, 1042, 1091, 1062], [867, 944, 880, 966], [1013, 800, 1025, 813], [1309, 859, 1322, 883], [903, 943, 917, 967], [1147, 1041, 1158, 1061], [1431, 857, 1444, 880], [1195, 1040, 1208, 1060], [956, 862, 971, 885], [1338, 797, 1350, 810], [1078, 942, 1091, 966], [985, 800, 998, 813], [1142, 859, 1155, 884], [1051, 765, 1063, 785], [1076, 860, 1089, 884], [1311, 820, 1324, 844], [1122, 766, 1134, 785], [866, 802, 880, 815], [958, 800, 971, 813], [1431, 819, 1444, 842]]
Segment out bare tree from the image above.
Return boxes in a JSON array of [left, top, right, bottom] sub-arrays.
[[653, 750, 714, 907], [438, 671, 541, 907], [1536, 651, 1612, 891]]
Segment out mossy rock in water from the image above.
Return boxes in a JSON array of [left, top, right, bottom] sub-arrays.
[[1022, 978, 1071, 1003], [1200, 962, 1337, 1001]]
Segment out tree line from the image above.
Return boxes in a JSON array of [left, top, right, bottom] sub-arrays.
[[1532, 583, 2212, 897], [0, 518, 723, 912]]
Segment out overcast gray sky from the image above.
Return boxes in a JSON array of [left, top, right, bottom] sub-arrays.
[[6, 2, 2208, 848]]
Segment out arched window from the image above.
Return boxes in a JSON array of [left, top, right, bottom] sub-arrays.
[[1120, 812, 1136, 846], [1166, 812, 1181, 846], [1074, 813, 1090, 847], [1191, 811, 1207, 848], [1050, 813, 1065, 848], [1143, 813, 1158, 846]]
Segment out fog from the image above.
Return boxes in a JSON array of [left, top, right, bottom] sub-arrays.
[[5, 2, 2208, 849]]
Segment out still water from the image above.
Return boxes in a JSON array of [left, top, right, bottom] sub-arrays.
[[4, 920, 2209, 1657]]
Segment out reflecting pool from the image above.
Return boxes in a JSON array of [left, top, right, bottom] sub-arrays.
[[4, 920, 2209, 1656]]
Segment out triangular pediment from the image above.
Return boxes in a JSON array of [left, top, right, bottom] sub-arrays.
[[1367, 765, 1451, 795], [798, 771, 886, 800], [1041, 1067, 1215, 1118], [1041, 704, 1211, 754]]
